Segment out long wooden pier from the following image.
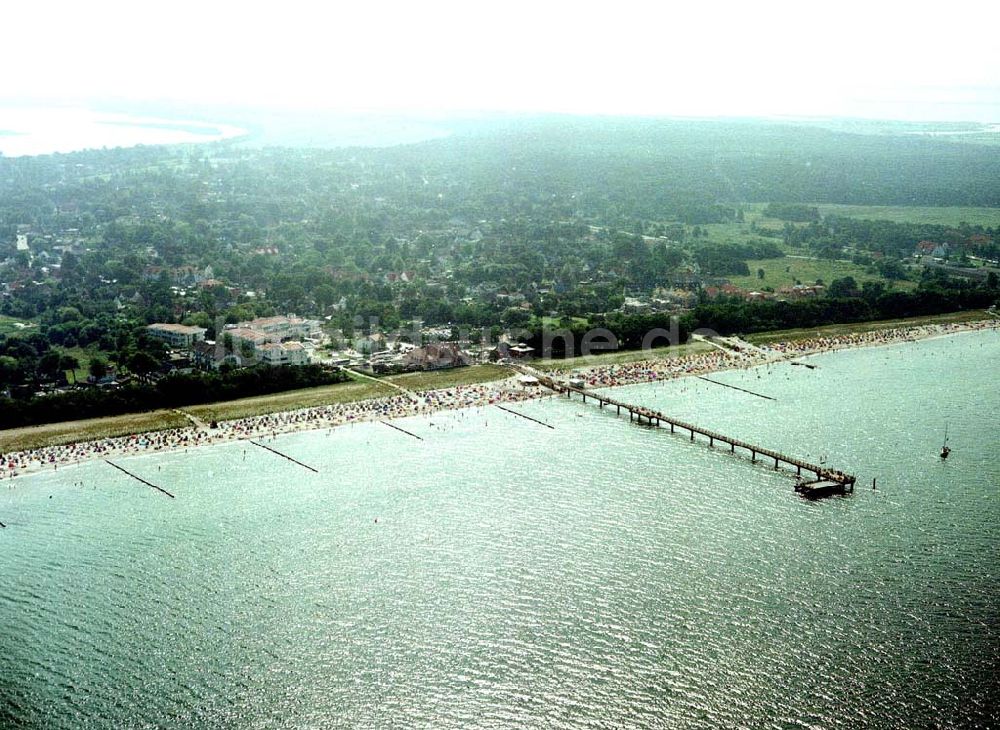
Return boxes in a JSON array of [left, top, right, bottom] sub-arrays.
[[526, 371, 855, 491]]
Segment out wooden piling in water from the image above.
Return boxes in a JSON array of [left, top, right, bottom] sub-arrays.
[[105, 460, 176, 498], [495, 405, 555, 429], [248, 440, 319, 472], [696, 376, 776, 401], [380, 421, 424, 441]]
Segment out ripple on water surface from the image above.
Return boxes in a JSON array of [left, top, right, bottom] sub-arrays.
[[1, 330, 999, 728]]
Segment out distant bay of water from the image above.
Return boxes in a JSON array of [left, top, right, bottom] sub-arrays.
[[0, 107, 246, 157], [1, 330, 998, 728]]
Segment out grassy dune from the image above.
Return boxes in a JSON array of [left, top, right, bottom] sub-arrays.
[[0, 410, 189, 453], [540, 341, 713, 372], [179, 364, 513, 422], [744, 310, 992, 344], [180, 379, 392, 423], [385, 364, 511, 391]]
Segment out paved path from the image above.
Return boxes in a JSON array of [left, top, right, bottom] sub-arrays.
[[173, 408, 208, 429], [344, 368, 421, 402]]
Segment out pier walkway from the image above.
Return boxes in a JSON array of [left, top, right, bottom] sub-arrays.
[[516, 365, 855, 492]]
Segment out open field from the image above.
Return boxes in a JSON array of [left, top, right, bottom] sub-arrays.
[[697, 220, 771, 245], [726, 255, 916, 291], [814, 205, 1000, 227], [0, 409, 189, 453], [744, 309, 992, 345], [58, 346, 104, 383], [739, 202, 1000, 228], [0, 315, 37, 337], [385, 363, 511, 391], [700, 203, 1000, 248]]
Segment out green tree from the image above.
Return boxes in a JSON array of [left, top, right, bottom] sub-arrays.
[[128, 351, 161, 377], [861, 280, 886, 303], [60, 354, 81, 384], [827, 276, 859, 298], [88, 357, 108, 380], [876, 259, 908, 280], [37, 351, 65, 380], [502, 307, 532, 327], [0, 355, 19, 387]]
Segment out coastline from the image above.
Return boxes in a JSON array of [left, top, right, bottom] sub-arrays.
[[0, 106, 247, 157], [3, 318, 997, 482], [559, 318, 998, 391]]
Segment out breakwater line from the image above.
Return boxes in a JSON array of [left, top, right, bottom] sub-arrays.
[[380, 421, 423, 440], [248, 440, 319, 473], [495, 404, 555, 429], [696, 376, 776, 401], [105, 460, 176, 498]]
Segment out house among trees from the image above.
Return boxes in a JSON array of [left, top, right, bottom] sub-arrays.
[[402, 343, 469, 370], [192, 341, 247, 371], [237, 315, 322, 342], [915, 241, 949, 259], [490, 342, 535, 360], [777, 284, 825, 299], [222, 315, 323, 359], [146, 323, 208, 348], [704, 284, 749, 299], [385, 271, 416, 283], [258, 341, 310, 366], [226, 327, 269, 352]]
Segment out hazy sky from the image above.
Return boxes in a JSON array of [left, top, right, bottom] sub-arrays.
[[5, 0, 999, 121]]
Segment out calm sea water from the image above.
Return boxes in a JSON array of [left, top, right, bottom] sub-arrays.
[[2, 331, 998, 728], [0, 108, 245, 157]]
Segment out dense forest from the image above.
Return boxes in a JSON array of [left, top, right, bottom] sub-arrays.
[[0, 116, 997, 423]]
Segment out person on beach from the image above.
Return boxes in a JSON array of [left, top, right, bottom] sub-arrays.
[[3, 319, 995, 478]]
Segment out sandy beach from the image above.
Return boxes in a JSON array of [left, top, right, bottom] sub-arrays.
[[3, 318, 997, 481]]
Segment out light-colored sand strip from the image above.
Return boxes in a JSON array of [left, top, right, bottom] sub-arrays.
[[3, 319, 996, 481]]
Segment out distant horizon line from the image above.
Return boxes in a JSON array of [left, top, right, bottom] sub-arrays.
[[2, 98, 998, 127]]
